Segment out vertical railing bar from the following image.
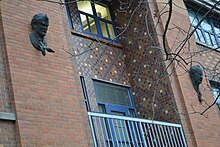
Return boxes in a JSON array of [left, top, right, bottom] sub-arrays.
[[166, 126, 174, 147], [132, 121, 139, 146], [107, 118, 116, 147], [160, 125, 168, 147], [127, 120, 133, 147], [170, 127, 178, 147], [164, 126, 171, 147], [102, 117, 111, 147], [176, 128, 184, 147], [94, 117, 101, 147], [180, 127, 188, 147], [147, 123, 155, 147], [153, 124, 160, 147], [143, 123, 151, 146], [115, 119, 123, 146], [150, 124, 158, 147], [173, 127, 180, 147], [134, 121, 143, 147], [125, 121, 132, 147], [118, 119, 126, 146], [120, 119, 131, 147], [175, 127, 183, 147], [98, 117, 107, 147], [139, 121, 148, 147], [127, 120, 135, 147], [157, 125, 165, 147], [127, 121, 133, 147], [168, 126, 176, 147], [88, 115, 98, 147], [113, 119, 119, 147]]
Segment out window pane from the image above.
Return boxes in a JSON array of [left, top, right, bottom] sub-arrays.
[[95, 2, 112, 21], [198, 14, 212, 31], [94, 81, 131, 106], [88, 17, 98, 34], [188, 10, 198, 26], [197, 29, 205, 43], [204, 32, 212, 45], [210, 34, 217, 48], [77, 0, 93, 15], [212, 88, 220, 110], [98, 104, 106, 113], [213, 21, 220, 35], [194, 31, 199, 40], [80, 14, 89, 31], [100, 21, 108, 38], [218, 37, 220, 45], [107, 23, 115, 39]]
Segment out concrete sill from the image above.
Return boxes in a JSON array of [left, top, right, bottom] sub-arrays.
[[196, 41, 220, 52], [71, 30, 123, 49], [0, 112, 16, 121]]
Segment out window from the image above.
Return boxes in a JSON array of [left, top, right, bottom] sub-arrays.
[[93, 80, 140, 146], [186, 3, 220, 50], [93, 80, 136, 117], [210, 81, 220, 111], [76, 0, 116, 40]]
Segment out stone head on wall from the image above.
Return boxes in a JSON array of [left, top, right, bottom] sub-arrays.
[[29, 13, 55, 56], [189, 65, 203, 103]]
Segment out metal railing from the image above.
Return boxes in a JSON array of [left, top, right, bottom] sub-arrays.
[[88, 112, 187, 147]]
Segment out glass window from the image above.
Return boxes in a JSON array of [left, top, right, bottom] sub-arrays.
[[204, 32, 212, 45], [188, 10, 198, 26], [210, 81, 220, 111], [74, 0, 116, 40], [186, 5, 220, 49], [107, 23, 115, 39], [77, 0, 93, 15], [100, 21, 108, 38], [94, 81, 131, 106], [197, 29, 205, 43], [95, 2, 112, 21]]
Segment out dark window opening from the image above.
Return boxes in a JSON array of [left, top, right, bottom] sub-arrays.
[[210, 81, 220, 111], [186, 2, 220, 50]]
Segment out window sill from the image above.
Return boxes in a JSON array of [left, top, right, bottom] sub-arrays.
[[0, 112, 16, 121], [71, 30, 123, 49], [196, 41, 220, 52]]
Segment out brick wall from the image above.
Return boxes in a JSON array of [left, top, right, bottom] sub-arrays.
[[67, 1, 131, 112], [0, 8, 17, 147], [0, 4, 14, 115], [148, 0, 220, 146], [67, 0, 181, 124], [0, 0, 91, 146], [112, 1, 180, 123], [0, 120, 17, 147]]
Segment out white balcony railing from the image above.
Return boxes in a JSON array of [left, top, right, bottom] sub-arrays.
[[88, 112, 187, 147]]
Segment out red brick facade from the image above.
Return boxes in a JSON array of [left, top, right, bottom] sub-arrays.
[[0, 0, 91, 146], [0, 0, 219, 146], [148, 0, 220, 147]]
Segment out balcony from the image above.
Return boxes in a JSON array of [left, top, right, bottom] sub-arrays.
[[88, 112, 187, 147]]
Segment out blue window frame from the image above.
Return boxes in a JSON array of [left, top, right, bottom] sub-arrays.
[[210, 81, 220, 111], [93, 80, 136, 117], [92, 80, 145, 146], [73, 0, 117, 40], [186, 3, 220, 50], [80, 76, 91, 111]]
